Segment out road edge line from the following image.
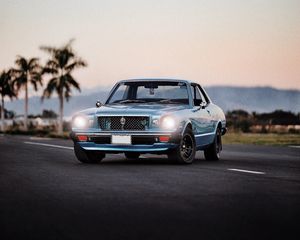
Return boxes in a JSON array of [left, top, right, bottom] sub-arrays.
[[228, 168, 266, 175], [24, 141, 73, 150]]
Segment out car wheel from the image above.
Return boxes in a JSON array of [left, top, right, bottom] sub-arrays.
[[204, 127, 222, 161], [125, 152, 140, 159], [74, 143, 105, 163], [168, 129, 196, 164]]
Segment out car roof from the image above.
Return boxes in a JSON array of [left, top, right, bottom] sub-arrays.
[[119, 78, 195, 85]]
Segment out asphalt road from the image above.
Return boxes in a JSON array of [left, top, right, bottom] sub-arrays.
[[0, 135, 299, 240]]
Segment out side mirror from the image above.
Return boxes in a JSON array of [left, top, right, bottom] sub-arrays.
[[96, 100, 102, 108], [200, 101, 206, 109]]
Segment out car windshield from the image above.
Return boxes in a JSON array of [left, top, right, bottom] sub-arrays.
[[107, 81, 189, 105]]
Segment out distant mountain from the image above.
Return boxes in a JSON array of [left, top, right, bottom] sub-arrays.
[[205, 86, 300, 113], [5, 86, 300, 117], [5, 91, 109, 117]]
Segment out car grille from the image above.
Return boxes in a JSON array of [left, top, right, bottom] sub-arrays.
[[98, 116, 149, 131]]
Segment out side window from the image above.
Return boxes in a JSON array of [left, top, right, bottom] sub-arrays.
[[191, 85, 202, 106]]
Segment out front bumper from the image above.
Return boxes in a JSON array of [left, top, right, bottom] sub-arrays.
[[70, 131, 180, 154], [76, 142, 178, 153]]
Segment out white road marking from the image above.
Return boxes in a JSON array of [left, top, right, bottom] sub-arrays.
[[29, 137, 52, 140], [228, 168, 266, 175], [289, 145, 300, 149], [24, 141, 73, 150]]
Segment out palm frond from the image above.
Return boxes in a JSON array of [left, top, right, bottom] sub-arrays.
[[12, 74, 27, 90], [41, 77, 58, 101], [57, 49, 74, 68], [15, 56, 28, 71], [65, 73, 81, 92], [64, 90, 71, 102], [42, 60, 59, 75], [31, 81, 38, 92], [40, 46, 58, 56], [28, 58, 40, 72], [65, 59, 87, 71], [64, 82, 72, 101], [10, 69, 22, 75], [0, 70, 16, 99], [30, 72, 42, 90], [42, 67, 58, 75], [45, 59, 59, 68]]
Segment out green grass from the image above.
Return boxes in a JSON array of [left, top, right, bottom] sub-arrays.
[[223, 133, 300, 146]]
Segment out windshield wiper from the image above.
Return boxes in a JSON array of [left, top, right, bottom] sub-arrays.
[[158, 99, 182, 104], [118, 99, 146, 104]]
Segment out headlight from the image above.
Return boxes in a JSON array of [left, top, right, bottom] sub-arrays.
[[73, 116, 88, 129], [160, 116, 176, 130]]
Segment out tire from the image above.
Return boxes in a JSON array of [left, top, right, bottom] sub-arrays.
[[204, 127, 222, 161], [168, 129, 196, 164], [125, 152, 140, 159], [74, 143, 105, 163]]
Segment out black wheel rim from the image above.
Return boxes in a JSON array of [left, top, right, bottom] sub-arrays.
[[180, 134, 194, 160]]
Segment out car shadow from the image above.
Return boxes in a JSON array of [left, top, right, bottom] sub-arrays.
[[95, 155, 216, 166], [73, 152, 225, 166], [101, 157, 175, 165]]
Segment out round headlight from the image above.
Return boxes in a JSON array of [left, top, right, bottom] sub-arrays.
[[160, 116, 176, 130], [73, 116, 88, 129]]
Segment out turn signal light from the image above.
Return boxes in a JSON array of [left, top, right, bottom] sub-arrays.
[[159, 136, 170, 142], [77, 135, 88, 141]]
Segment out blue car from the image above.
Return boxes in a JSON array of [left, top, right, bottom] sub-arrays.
[[71, 79, 226, 164]]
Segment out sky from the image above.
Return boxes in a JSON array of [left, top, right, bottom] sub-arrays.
[[1, 0, 300, 94]]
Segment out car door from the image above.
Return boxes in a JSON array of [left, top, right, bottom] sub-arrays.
[[190, 84, 214, 147]]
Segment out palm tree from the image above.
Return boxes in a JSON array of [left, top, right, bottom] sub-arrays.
[[13, 56, 42, 131], [0, 70, 16, 132], [40, 40, 87, 135]]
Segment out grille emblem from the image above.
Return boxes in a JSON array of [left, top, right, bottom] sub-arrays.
[[140, 119, 147, 126], [120, 117, 126, 126]]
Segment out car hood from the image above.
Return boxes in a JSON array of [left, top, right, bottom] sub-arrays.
[[78, 104, 188, 116]]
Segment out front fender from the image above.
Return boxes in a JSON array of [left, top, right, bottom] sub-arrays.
[[179, 120, 193, 136]]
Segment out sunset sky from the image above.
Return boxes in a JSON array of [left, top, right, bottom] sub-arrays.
[[1, 0, 300, 92]]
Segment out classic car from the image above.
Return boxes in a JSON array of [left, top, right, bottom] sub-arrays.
[[71, 79, 226, 164]]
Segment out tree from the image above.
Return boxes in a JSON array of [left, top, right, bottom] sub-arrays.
[[13, 56, 42, 130], [42, 109, 58, 119], [40, 40, 87, 134], [0, 70, 16, 131]]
